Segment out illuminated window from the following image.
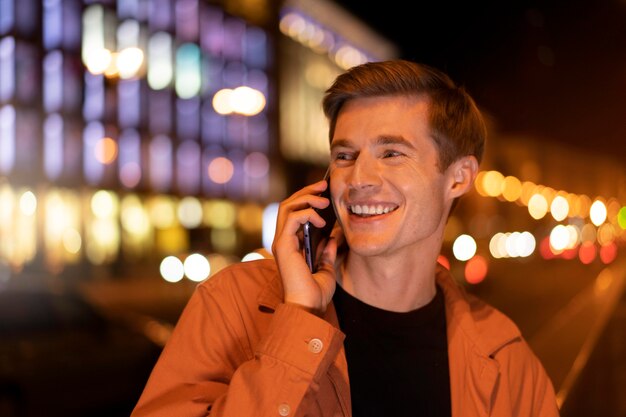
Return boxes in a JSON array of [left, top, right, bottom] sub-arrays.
[[14, 0, 37, 36], [43, 113, 64, 180], [175, 0, 199, 42], [202, 147, 225, 196], [200, 5, 224, 56], [149, 89, 173, 134], [226, 116, 246, 149], [119, 128, 141, 189], [43, 0, 63, 50], [83, 72, 104, 121], [176, 97, 200, 139], [0, 37, 15, 102], [15, 41, 39, 104], [248, 114, 269, 152], [175, 42, 201, 98], [201, 107, 225, 145], [83, 121, 105, 185], [176, 140, 200, 195], [147, 31, 173, 90], [118, 79, 141, 128], [225, 149, 245, 200], [244, 27, 267, 68], [0, 105, 15, 174], [223, 17, 245, 61], [148, 0, 173, 32], [149, 134, 173, 192], [43, 50, 63, 113], [15, 109, 40, 172], [117, 0, 140, 19], [0, 0, 15, 35]]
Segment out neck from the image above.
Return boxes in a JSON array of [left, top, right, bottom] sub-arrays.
[[338, 247, 440, 312]]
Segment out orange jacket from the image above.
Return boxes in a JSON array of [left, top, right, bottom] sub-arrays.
[[132, 259, 559, 417]]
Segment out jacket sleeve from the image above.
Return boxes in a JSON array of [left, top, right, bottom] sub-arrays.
[[495, 337, 561, 417], [131, 280, 345, 417]]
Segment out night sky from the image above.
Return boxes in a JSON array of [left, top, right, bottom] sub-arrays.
[[333, 0, 626, 162]]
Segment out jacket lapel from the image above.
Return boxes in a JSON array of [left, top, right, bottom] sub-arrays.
[[436, 265, 517, 417]]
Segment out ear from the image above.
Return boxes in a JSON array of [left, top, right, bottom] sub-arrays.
[[446, 155, 479, 199]]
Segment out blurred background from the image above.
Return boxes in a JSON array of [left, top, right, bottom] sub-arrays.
[[0, 0, 625, 416]]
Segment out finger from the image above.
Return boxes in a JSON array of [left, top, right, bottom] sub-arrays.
[[276, 191, 331, 234]]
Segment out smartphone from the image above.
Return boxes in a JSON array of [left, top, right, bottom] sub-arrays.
[[302, 172, 337, 273]]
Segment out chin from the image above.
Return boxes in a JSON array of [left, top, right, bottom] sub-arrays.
[[345, 236, 390, 257]]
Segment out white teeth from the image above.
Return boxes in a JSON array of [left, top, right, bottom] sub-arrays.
[[349, 204, 396, 215]]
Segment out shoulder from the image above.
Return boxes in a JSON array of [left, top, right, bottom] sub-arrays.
[[436, 265, 523, 355], [195, 258, 282, 309], [199, 258, 278, 286]]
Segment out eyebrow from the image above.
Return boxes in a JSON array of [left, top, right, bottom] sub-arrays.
[[330, 135, 417, 151]]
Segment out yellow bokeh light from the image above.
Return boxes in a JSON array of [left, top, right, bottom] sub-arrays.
[[62, 228, 82, 254], [597, 223, 616, 246], [501, 176, 522, 202], [482, 170, 504, 198], [528, 193, 548, 220], [212, 89, 233, 115], [580, 223, 597, 243], [550, 195, 569, 221], [519, 181, 537, 206], [549, 224, 570, 251], [203, 200, 236, 229], [177, 196, 203, 229], [590, 199, 607, 226], [91, 190, 117, 219], [117, 46, 144, 79], [84, 48, 112, 75], [18, 190, 37, 216], [237, 203, 264, 233]]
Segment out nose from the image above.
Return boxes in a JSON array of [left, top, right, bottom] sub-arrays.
[[346, 154, 382, 191]]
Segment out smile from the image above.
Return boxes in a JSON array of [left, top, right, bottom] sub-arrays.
[[349, 204, 398, 216]]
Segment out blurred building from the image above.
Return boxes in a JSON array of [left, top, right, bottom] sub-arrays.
[[0, 0, 278, 283], [0, 0, 397, 284]]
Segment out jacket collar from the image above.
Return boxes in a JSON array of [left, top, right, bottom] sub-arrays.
[[436, 264, 522, 416], [435, 264, 521, 357]]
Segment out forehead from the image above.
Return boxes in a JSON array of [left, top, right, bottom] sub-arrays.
[[331, 95, 433, 147]]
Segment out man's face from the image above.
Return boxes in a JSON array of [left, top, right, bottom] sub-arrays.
[[329, 95, 455, 259]]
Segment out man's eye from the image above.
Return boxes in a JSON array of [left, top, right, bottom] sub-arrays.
[[334, 152, 353, 161], [382, 150, 402, 158]]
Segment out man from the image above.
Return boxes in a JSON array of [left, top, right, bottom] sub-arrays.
[[132, 60, 559, 416]]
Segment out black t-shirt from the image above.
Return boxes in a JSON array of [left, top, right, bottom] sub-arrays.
[[333, 283, 451, 417]]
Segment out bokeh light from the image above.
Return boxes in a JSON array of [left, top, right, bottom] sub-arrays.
[[464, 255, 488, 284], [578, 242, 596, 265], [589, 200, 607, 226], [599, 242, 617, 264], [452, 234, 477, 261], [528, 194, 548, 220], [550, 195, 569, 221], [208, 157, 234, 184], [184, 253, 211, 282], [160, 255, 184, 283]]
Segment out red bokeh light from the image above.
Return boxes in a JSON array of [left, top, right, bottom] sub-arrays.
[[464, 255, 488, 284]]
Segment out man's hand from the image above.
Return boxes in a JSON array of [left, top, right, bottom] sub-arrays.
[[272, 180, 338, 315]]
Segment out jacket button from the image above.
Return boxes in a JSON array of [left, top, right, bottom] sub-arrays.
[[278, 403, 290, 416], [308, 338, 323, 353]]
